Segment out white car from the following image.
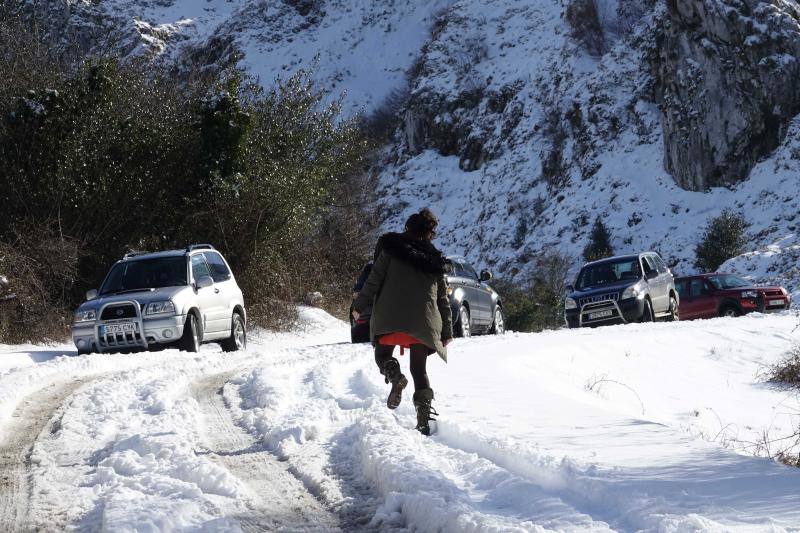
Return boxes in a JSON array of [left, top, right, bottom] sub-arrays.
[[72, 245, 246, 354]]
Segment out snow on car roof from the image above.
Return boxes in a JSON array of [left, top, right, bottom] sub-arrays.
[[583, 253, 643, 267], [119, 249, 188, 262]]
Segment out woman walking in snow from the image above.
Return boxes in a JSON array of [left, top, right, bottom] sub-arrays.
[[351, 208, 453, 435]]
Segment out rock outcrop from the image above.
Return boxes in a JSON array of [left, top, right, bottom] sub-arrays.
[[658, 0, 800, 191]]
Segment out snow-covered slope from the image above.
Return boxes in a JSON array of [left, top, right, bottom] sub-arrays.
[[2, 309, 800, 530], [24, 0, 800, 290], [377, 0, 800, 290], [27, 0, 449, 116]]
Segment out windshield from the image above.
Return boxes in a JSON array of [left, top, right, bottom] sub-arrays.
[[708, 274, 751, 290], [576, 258, 641, 290], [100, 257, 187, 295]]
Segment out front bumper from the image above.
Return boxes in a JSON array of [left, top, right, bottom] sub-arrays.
[[565, 296, 645, 328], [756, 295, 792, 313], [72, 300, 185, 353]]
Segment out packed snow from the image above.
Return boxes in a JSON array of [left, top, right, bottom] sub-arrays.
[[2, 307, 800, 531]]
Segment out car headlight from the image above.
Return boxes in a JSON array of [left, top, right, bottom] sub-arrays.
[[741, 290, 758, 299], [145, 301, 176, 315], [621, 285, 640, 299], [74, 309, 97, 323], [565, 297, 577, 310], [780, 287, 788, 295]]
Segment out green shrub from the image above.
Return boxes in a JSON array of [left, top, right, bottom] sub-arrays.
[[0, 224, 81, 343], [493, 251, 572, 332], [694, 210, 748, 272], [766, 345, 800, 388], [0, 15, 373, 339]]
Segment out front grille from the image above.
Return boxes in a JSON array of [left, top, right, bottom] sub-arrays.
[[581, 300, 621, 323], [764, 290, 783, 297], [101, 304, 137, 320], [579, 293, 619, 307]]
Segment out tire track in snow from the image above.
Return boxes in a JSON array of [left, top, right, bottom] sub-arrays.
[[227, 345, 397, 531], [0, 376, 95, 532], [192, 373, 342, 532]]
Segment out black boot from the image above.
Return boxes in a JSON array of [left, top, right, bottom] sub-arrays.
[[382, 358, 408, 410], [413, 388, 437, 436]]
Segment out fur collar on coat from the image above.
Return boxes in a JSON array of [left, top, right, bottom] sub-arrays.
[[376, 232, 447, 275]]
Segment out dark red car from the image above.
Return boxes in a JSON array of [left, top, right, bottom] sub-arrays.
[[675, 273, 791, 320]]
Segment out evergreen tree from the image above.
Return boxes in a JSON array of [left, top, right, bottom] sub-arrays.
[[694, 210, 748, 271], [583, 217, 614, 262]]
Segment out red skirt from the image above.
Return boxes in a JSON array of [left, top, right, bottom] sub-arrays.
[[378, 332, 423, 355]]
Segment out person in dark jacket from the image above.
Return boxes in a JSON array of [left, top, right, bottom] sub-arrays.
[[352, 208, 453, 435], [349, 261, 373, 343]]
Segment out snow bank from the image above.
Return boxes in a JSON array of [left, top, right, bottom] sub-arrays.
[[27, 355, 246, 530], [7, 307, 800, 529], [231, 312, 800, 530], [8, 308, 350, 530]]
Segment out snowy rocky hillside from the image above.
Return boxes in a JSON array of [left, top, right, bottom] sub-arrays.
[[24, 0, 800, 289], [23, 0, 449, 116]]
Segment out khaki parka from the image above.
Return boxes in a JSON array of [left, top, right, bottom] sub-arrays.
[[353, 233, 453, 362]]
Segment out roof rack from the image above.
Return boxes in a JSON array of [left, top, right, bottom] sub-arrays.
[[123, 250, 151, 259], [186, 244, 215, 252]]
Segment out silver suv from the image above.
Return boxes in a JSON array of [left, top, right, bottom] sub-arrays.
[[564, 252, 679, 328], [72, 244, 246, 354]]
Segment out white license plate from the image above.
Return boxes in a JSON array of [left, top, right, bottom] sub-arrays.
[[588, 310, 613, 320], [768, 299, 784, 306], [102, 323, 137, 335]]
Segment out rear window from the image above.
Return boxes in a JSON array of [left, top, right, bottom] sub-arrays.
[[652, 254, 668, 273], [191, 254, 212, 281], [642, 256, 657, 276], [460, 262, 479, 280], [675, 280, 687, 298], [204, 252, 232, 282], [690, 279, 708, 297]]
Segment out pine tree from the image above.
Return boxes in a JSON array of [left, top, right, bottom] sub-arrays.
[[694, 210, 748, 271], [583, 217, 614, 262]]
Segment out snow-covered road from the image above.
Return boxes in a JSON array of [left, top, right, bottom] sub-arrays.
[[1, 308, 799, 532]]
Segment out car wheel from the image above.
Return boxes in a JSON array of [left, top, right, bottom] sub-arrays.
[[721, 306, 740, 318], [179, 313, 200, 352], [640, 298, 654, 323], [220, 313, 246, 352], [490, 307, 505, 335], [456, 305, 471, 338], [666, 296, 679, 322]]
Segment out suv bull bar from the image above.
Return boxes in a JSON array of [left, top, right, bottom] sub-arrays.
[[95, 300, 148, 351], [578, 298, 627, 327]]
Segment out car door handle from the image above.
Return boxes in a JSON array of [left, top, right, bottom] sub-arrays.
[[214, 288, 220, 294]]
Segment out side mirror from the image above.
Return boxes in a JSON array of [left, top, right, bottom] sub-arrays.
[[86, 289, 98, 301], [566, 284, 574, 293], [195, 275, 214, 289], [646, 270, 658, 280], [479, 270, 492, 282]]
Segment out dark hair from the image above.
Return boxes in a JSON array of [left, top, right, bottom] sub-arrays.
[[404, 208, 438, 239]]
